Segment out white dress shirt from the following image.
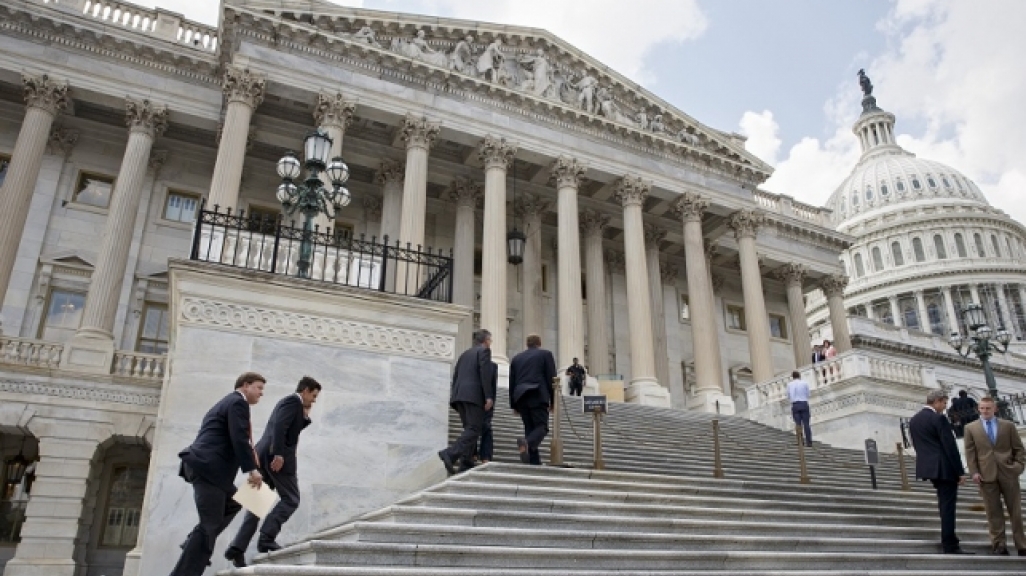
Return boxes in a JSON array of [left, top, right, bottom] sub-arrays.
[[787, 379, 810, 403]]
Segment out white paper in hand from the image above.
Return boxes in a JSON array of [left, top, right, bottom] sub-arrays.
[[233, 481, 278, 518]]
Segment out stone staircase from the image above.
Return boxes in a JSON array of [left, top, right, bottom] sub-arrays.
[[226, 392, 1025, 575]]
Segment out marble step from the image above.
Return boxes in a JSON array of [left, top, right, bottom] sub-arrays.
[[226, 568, 1026, 576]]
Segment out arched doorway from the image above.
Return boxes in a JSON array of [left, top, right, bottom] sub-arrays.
[[0, 430, 39, 571]]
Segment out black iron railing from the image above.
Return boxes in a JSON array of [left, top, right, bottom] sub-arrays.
[[1000, 392, 1026, 425], [898, 417, 912, 449], [190, 206, 454, 303]]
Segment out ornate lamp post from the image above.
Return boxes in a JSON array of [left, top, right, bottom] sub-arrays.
[[275, 129, 351, 278], [949, 303, 1013, 417], [506, 162, 525, 265]]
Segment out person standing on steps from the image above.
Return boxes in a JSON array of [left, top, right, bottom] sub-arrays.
[[565, 357, 586, 396], [787, 370, 813, 447], [439, 329, 495, 475], [169, 372, 265, 576], [509, 334, 557, 465], [909, 389, 971, 555], [477, 361, 499, 464], [963, 396, 1026, 556], [224, 376, 322, 568]]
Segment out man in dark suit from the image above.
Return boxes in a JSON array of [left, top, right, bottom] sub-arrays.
[[224, 376, 322, 567], [439, 329, 495, 475], [909, 389, 970, 555], [169, 372, 265, 576], [477, 361, 498, 463], [509, 334, 556, 465]]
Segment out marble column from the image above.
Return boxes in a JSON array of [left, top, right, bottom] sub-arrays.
[[0, 74, 70, 317], [614, 175, 666, 405], [397, 115, 439, 251], [644, 223, 671, 389], [865, 302, 876, 321], [312, 92, 356, 231], [206, 67, 265, 212], [516, 192, 552, 344], [943, 286, 960, 333], [551, 156, 586, 368], [889, 295, 902, 326], [581, 209, 611, 376], [822, 274, 852, 352], [915, 290, 930, 332], [446, 177, 483, 310], [64, 99, 168, 373], [673, 193, 725, 402], [996, 284, 1015, 331], [777, 263, 811, 368], [375, 159, 405, 244], [728, 209, 774, 383], [478, 135, 517, 364], [970, 283, 981, 305]]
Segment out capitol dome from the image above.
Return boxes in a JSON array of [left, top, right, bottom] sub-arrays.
[[808, 74, 1026, 344]]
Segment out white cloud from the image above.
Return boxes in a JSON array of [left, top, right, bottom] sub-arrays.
[[739, 110, 782, 166], [752, 0, 1026, 224]]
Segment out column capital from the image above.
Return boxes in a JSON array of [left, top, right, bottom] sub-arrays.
[[148, 149, 170, 173], [820, 274, 849, 298], [222, 66, 266, 109], [22, 74, 71, 116], [446, 176, 484, 209], [613, 175, 649, 208], [660, 260, 678, 285], [774, 263, 807, 288], [705, 244, 718, 264], [579, 209, 610, 237], [125, 98, 169, 138], [478, 134, 517, 170], [402, 114, 440, 151], [671, 191, 709, 223], [362, 194, 382, 221], [314, 92, 357, 130], [374, 158, 405, 186], [514, 191, 551, 219], [644, 223, 667, 247], [711, 273, 725, 292], [605, 249, 625, 274], [727, 209, 766, 239], [47, 126, 79, 157], [549, 155, 585, 189]]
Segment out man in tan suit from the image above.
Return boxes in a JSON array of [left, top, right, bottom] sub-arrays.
[[964, 396, 1026, 556]]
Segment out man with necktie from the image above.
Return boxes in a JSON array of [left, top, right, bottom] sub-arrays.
[[964, 396, 1026, 556], [170, 372, 265, 576]]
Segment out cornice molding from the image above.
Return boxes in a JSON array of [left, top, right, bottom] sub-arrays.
[[0, 378, 160, 407], [851, 335, 1026, 379]]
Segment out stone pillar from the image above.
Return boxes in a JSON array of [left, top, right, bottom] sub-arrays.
[[943, 286, 960, 333], [64, 99, 168, 373], [397, 115, 439, 251], [822, 274, 852, 352], [516, 192, 552, 345], [889, 295, 902, 327], [970, 283, 981, 305], [312, 92, 356, 232], [375, 159, 405, 244], [915, 290, 930, 332], [2, 433, 100, 576], [728, 209, 774, 383], [206, 67, 265, 211], [581, 210, 611, 376], [865, 301, 876, 321], [777, 263, 811, 368], [551, 156, 586, 368], [446, 177, 483, 310], [644, 224, 671, 389], [614, 176, 668, 406], [996, 284, 1015, 331], [673, 193, 726, 406], [478, 135, 517, 364], [0, 74, 70, 318]]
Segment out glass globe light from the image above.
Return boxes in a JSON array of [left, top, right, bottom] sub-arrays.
[[334, 186, 351, 208], [976, 324, 993, 340], [303, 129, 333, 169], [276, 182, 297, 205], [996, 329, 1012, 346], [276, 151, 301, 180], [948, 332, 964, 351], [326, 157, 350, 186]]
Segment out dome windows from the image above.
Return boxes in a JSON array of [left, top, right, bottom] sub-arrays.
[[942, 176, 952, 189], [891, 241, 905, 266], [865, 185, 874, 201], [954, 233, 967, 258], [991, 235, 1002, 257], [880, 181, 890, 196], [853, 253, 866, 278], [872, 246, 884, 271], [927, 175, 938, 189], [974, 233, 986, 256], [895, 178, 906, 194], [955, 176, 965, 193], [851, 190, 860, 206], [912, 237, 926, 262], [911, 176, 922, 191]]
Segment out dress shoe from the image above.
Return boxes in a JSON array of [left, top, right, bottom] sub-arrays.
[[516, 438, 530, 464], [943, 547, 974, 555], [991, 546, 1010, 556], [224, 546, 247, 568], [437, 449, 456, 476], [1018, 549, 1026, 556], [257, 539, 282, 553]]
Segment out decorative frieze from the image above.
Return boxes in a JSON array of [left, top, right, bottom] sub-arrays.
[[672, 192, 709, 223], [446, 177, 484, 209], [0, 378, 160, 406], [401, 114, 440, 151], [728, 209, 766, 239], [478, 135, 517, 170], [549, 155, 586, 189], [222, 66, 266, 109], [613, 175, 649, 208], [23, 74, 70, 116], [125, 98, 169, 137], [314, 92, 357, 129]]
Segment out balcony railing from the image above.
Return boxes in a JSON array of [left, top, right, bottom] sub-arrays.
[[0, 336, 164, 381], [35, 0, 219, 52], [190, 206, 455, 303], [754, 350, 929, 405]]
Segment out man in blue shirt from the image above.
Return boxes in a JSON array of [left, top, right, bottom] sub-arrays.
[[787, 370, 812, 447]]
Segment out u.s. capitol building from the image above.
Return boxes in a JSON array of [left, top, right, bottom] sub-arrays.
[[0, 1, 1024, 575]]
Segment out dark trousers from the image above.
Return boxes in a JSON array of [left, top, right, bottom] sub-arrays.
[[446, 401, 485, 467], [478, 410, 494, 461], [517, 401, 550, 465], [931, 478, 960, 551], [229, 465, 300, 552], [569, 380, 583, 396], [791, 401, 813, 446], [169, 473, 242, 576]]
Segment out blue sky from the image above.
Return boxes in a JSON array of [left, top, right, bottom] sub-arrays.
[[136, 0, 1026, 223]]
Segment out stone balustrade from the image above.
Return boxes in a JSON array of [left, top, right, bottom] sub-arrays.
[[752, 188, 832, 227], [0, 335, 164, 380], [36, 0, 218, 51]]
